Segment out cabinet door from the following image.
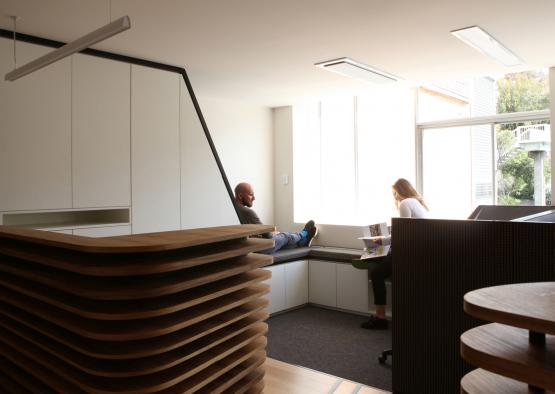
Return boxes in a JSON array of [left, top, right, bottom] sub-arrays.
[[72, 54, 130, 208], [336, 263, 369, 313], [73, 225, 131, 237], [308, 260, 336, 307], [285, 260, 308, 309], [264, 265, 286, 314], [131, 65, 180, 233], [0, 39, 71, 211], [179, 80, 238, 229]]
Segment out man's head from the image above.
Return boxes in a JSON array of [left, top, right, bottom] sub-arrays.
[[235, 182, 255, 207]]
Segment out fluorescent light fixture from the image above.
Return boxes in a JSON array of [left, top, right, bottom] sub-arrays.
[[315, 57, 400, 84], [5, 16, 131, 81], [451, 25, 522, 67]]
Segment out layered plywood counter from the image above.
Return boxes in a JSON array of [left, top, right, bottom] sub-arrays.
[[0, 224, 275, 393]]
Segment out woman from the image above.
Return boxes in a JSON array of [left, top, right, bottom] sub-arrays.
[[362, 178, 428, 329]]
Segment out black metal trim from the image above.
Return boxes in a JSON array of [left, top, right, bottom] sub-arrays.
[[0, 28, 244, 224]]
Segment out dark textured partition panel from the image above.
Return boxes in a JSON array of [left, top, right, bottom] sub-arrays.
[[391, 218, 555, 394]]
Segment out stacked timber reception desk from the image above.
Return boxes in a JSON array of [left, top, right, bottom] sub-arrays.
[[461, 282, 555, 393], [0, 224, 275, 393]]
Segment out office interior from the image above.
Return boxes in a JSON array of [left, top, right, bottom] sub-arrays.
[[0, 1, 554, 393]]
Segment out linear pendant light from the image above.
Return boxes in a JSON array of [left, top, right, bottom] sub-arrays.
[[5, 15, 131, 81], [450, 26, 523, 67]]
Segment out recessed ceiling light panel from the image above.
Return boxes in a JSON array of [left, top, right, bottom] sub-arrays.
[[315, 57, 400, 84], [451, 26, 523, 67]]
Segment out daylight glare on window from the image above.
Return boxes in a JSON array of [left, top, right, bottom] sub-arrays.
[[293, 86, 415, 226]]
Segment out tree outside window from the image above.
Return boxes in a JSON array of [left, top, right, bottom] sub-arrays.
[[495, 70, 550, 205]]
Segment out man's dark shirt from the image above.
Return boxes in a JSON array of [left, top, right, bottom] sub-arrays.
[[236, 203, 272, 238]]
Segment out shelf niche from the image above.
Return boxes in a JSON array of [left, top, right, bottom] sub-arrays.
[[1, 208, 130, 230]]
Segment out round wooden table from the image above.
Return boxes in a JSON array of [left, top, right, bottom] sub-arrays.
[[461, 282, 555, 393]]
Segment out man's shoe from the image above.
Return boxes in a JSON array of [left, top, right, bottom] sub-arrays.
[[303, 220, 318, 247], [360, 315, 388, 330]]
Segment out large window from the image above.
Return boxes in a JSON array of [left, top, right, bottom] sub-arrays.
[[293, 70, 551, 225], [418, 70, 551, 218], [293, 87, 415, 225]]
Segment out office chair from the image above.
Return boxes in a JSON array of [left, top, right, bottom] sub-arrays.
[[352, 256, 392, 365], [378, 349, 392, 364]]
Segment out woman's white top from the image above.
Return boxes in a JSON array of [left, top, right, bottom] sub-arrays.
[[399, 198, 428, 218]]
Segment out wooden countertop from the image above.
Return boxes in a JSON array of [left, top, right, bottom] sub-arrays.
[[0, 224, 275, 253], [464, 282, 555, 335]]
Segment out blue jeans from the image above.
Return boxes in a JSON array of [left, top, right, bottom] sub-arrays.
[[262, 231, 306, 254]]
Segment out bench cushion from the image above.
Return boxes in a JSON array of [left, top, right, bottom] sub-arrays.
[[271, 247, 311, 263], [269, 246, 362, 264]]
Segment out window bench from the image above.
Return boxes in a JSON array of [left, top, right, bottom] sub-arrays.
[[270, 246, 363, 264], [263, 246, 391, 317]]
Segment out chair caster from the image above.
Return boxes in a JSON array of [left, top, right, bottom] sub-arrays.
[[378, 349, 392, 364]]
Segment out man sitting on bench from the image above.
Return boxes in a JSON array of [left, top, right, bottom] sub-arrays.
[[234, 182, 318, 254]]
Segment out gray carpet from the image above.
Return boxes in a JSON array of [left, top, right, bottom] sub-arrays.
[[266, 306, 392, 391]]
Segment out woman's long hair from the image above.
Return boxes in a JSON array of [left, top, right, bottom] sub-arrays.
[[392, 178, 428, 211]]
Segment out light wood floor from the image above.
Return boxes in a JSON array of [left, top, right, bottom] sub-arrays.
[[263, 357, 390, 394]]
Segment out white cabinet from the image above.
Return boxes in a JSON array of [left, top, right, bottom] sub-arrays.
[[265, 260, 308, 315], [179, 80, 238, 229], [73, 225, 132, 237], [0, 39, 72, 211], [336, 263, 369, 313], [285, 260, 308, 308], [308, 260, 337, 307], [131, 65, 181, 234], [72, 54, 131, 208], [264, 265, 286, 315]]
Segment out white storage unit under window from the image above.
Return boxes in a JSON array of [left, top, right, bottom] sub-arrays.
[[336, 263, 369, 313], [264, 260, 309, 315], [284, 259, 309, 308], [308, 260, 337, 307], [264, 264, 286, 314]]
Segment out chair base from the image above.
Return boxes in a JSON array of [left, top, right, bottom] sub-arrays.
[[378, 349, 392, 364]]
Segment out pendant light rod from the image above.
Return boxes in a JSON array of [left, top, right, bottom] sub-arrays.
[[5, 15, 130, 81]]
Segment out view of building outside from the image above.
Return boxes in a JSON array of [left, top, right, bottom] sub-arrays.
[[419, 69, 550, 218], [495, 71, 550, 205]]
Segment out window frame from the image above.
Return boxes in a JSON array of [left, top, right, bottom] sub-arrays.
[[415, 109, 551, 206]]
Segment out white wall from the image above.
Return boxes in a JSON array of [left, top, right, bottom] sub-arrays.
[[0, 37, 274, 234], [273, 107, 295, 232], [199, 96, 274, 226]]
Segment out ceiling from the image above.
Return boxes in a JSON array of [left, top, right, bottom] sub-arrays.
[[1, 0, 554, 107]]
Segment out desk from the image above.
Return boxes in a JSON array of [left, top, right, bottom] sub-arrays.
[[0, 224, 274, 393], [461, 282, 555, 393]]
